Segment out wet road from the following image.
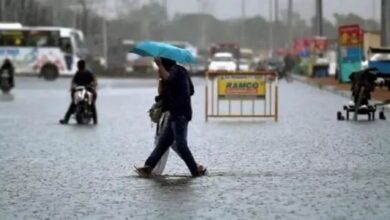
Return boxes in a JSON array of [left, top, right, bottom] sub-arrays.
[[1, 77, 390, 220]]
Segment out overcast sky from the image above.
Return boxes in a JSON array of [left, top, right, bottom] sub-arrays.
[[91, 0, 381, 23], [163, 0, 381, 22]]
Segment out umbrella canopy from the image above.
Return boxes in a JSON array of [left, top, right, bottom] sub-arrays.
[[130, 41, 195, 64]]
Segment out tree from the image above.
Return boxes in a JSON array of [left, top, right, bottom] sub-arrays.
[[334, 13, 380, 31]]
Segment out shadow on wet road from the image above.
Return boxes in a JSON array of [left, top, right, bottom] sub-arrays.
[[0, 93, 15, 102]]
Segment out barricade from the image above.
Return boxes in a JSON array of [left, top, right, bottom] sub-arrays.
[[205, 70, 279, 122]]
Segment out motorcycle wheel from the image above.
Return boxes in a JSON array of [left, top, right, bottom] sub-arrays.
[[76, 112, 91, 124], [1, 80, 11, 94]]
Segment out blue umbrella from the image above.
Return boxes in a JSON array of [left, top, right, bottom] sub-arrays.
[[130, 41, 195, 64]]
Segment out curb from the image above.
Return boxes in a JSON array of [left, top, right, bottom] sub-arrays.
[[292, 74, 390, 113]]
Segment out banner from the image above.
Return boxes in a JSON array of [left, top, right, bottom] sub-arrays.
[[339, 24, 363, 46], [218, 78, 266, 98], [313, 37, 328, 52]]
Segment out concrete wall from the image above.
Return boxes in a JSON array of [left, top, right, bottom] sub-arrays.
[[364, 32, 381, 58]]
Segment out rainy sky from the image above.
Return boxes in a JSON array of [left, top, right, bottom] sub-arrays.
[[160, 0, 381, 22], [89, 0, 382, 22]]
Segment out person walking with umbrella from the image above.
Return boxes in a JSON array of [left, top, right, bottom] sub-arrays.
[[149, 65, 206, 176], [132, 41, 207, 177]]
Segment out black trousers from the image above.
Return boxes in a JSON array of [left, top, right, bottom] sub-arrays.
[[145, 115, 199, 177]]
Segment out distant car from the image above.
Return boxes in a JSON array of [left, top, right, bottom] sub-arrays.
[[255, 60, 269, 71], [191, 56, 209, 75], [239, 59, 251, 71], [208, 52, 237, 71], [257, 58, 284, 74], [132, 57, 158, 73]]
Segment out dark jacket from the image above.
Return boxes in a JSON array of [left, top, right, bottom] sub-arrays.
[[155, 81, 169, 113], [1, 60, 14, 76], [164, 65, 194, 121], [72, 70, 96, 87]]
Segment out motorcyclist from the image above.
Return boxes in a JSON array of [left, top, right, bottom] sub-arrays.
[[0, 58, 15, 88], [59, 60, 98, 124]]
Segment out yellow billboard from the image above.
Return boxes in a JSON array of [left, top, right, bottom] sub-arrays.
[[218, 78, 266, 98]]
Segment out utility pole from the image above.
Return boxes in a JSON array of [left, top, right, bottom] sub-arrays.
[[51, 1, 57, 25], [78, 0, 88, 35], [315, 0, 323, 36], [12, 0, 18, 21], [268, 0, 274, 57], [274, 0, 279, 23], [162, 0, 168, 16], [381, 0, 390, 46], [0, 0, 5, 21], [241, 0, 246, 46], [287, 0, 293, 45], [198, 0, 207, 48], [102, 17, 108, 69]]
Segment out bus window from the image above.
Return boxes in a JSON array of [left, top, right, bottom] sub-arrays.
[[60, 38, 73, 54], [0, 30, 26, 46], [0, 30, 60, 47], [26, 31, 60, 47]]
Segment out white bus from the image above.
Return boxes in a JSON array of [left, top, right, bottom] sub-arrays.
[[0, 23, 86, 80]]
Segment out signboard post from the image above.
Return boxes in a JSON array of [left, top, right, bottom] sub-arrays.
[[338, 24, 364, 82]]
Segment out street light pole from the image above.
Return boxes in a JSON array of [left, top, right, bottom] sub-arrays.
[[287, 0, 293, 45], [0, 0, 5, 21], [274, 0, 279, 23], [78, 0, 88, 35], [102, 17, 108, 69], [268, 0, 274, 57], [198, 0, 207, 48], [162, 0, 168, 15], [381, 0, 390, 46], [241, 0, 246, 46], [315, 0, 323, 36]]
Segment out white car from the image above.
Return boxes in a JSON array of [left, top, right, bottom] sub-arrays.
[[208, 52, 237, 71], [239, 59, 251, 71]]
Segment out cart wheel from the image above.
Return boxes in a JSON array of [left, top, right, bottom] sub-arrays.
[[337, 111, 345, 121], [354, 86, 366, 121], [379, 111, 386, 120]]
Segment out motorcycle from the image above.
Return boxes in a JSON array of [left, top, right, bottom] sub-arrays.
[[73, 85, 94, 124], [0, 69, 12, 94]]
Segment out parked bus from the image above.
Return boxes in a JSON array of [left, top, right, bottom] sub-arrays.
[[0, 23, 86, 80]]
